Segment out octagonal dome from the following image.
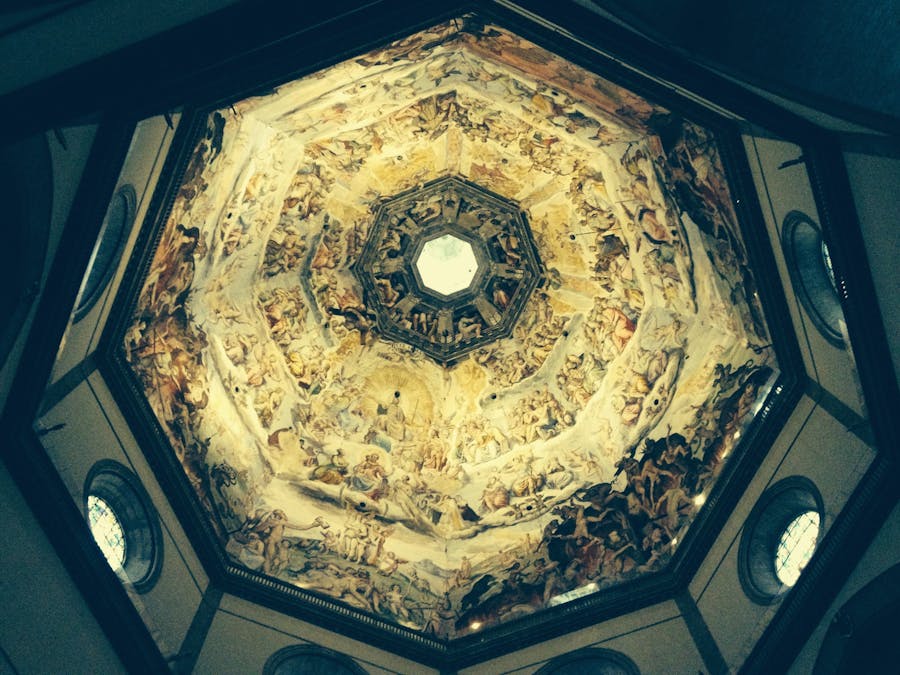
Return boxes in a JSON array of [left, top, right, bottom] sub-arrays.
[[115, 12, 779, 651]]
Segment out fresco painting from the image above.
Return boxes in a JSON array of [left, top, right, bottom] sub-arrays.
[[124, 17, 776, 639]]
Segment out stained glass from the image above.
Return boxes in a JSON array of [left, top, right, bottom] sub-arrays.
[[775, 511, 819, 586], [87, 495, 126, 569]]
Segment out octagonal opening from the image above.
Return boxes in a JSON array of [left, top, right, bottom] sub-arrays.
[[414, 233, 480, 297]]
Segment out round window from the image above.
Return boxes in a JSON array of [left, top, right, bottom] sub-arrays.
[[84, 460, 162, 592], [86, 494, 127, 568], [73, 184, 136, 322], [535, 647, 640, 675], [774, 510, 820, 586], [781, 211, 844, 347], [738, 476, 824, 604], [263, 645, 368, 675]]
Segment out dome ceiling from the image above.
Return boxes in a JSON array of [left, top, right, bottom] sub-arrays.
[[120, 15, 778, 646]]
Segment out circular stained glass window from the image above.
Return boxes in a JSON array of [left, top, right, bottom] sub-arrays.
[[781, 211, 844, 347], [738, 476, 824, 604], [775, 510, 820, 586], [87, 494, 127, 569], [84, 460, 162, 592], [74, 184, 135, 322]]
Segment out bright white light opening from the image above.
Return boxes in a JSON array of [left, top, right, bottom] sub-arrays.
[[415, 233, 479, 296], [87, 495, 126, 569], [822, 241, 838, 294], [775, 510, 820, 586]]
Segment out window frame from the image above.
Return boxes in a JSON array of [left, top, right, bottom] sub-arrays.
[[263, 644, 368, 675], [535, 647, 640, 675], [738, 476, 824, 605], [83, 459, 163, 593], [781, 210, 845, 347]]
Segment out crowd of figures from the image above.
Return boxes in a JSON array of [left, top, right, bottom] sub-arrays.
[[125, 172, 216, 516], [123, 16, 778, 643], [212, 359, 769, 638]]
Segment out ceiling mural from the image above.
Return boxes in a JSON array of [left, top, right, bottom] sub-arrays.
[[122, 16, 777, 641], [354, 175, 544, 363]]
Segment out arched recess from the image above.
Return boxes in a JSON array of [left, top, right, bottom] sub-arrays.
[[0, 133, 53, 368], [738, 476, 824, 604], [813, 562, 900, 674], [73, 183, 136, 322], [83, 459, 163, 593], [263, 644, 368, 675], [535, 647, 640, 674], [781, 210, 845, 347]]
